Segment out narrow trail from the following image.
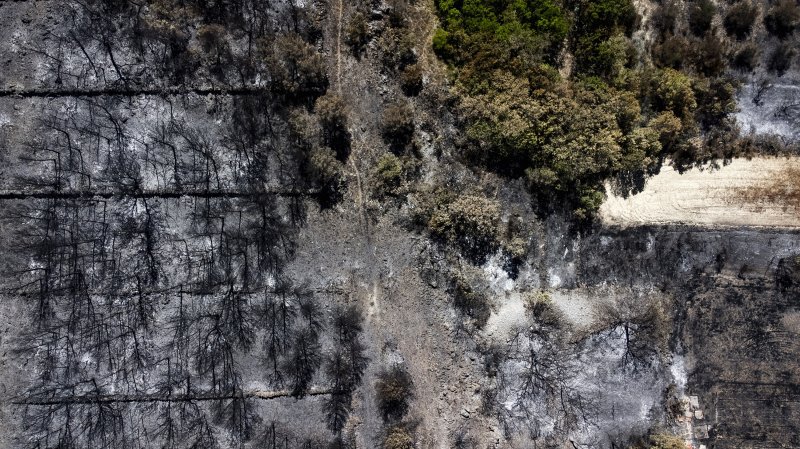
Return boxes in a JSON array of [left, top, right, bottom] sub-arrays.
[[330, 0, 378, 322], [336, 0, 343, 93]]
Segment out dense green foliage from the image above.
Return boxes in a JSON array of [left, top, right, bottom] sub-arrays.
[[433, 0, 570, 84], [433, 0, 744, 219]]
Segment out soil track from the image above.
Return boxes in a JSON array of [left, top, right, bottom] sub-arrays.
[[600, 157, 800, 228]]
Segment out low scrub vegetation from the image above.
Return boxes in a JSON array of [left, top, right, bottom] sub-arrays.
[[375, 366, 415, 422]]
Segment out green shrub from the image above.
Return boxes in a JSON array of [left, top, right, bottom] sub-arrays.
[[724, 2, 758, 40], [374, 153, 404, 197], [693, 77, 737, 129], [648, 111, 684, 152], [653, 69, 697, 119], [315, 93, 351, 160], [573, 0, 639, 77], [595, 33, 635, 81], [345, 12, 370, 54], [689, 0, 716, 36], [764, 0, 800, 38], [433, 0, 570, 78], [647, 433, 685, 449], [428, 195, 501, 262], [373, 153, 418, 198]]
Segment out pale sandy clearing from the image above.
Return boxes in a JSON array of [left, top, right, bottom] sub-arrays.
[[600, 157, 800, 227]]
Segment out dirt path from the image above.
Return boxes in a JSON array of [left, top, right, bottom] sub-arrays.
[[600, 157, 800, 228], [335, 0, 343, 93]]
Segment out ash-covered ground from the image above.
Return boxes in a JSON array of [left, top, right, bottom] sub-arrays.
[[1, 1, 799, 449]]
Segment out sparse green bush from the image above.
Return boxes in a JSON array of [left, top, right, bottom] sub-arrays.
[[266, 34, 328, 100], [764, 0, 800, 39], [373, 153, 418, 198], [308, 147, 345, 208], [315, 93, 351, 160], [428, 195, 501, 262], [524, 291, 564, 329], [289, 108, 321, 150], [315, 92, 348, 131], [724, 2, 758, 40], [196, 24, 226, 54], [386, 0, 411, 28], [345, 12, 370, 54], [689, 0, 716, 36]]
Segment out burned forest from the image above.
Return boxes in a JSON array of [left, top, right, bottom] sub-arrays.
[[1, 0, 800, 448]]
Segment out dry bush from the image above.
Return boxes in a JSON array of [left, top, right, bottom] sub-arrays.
[[689, 0, 716, 36], [382, 102, 415, 150], [653, 36, 690, 69], [764, 0, 800, 39], [732, 43, 759, 70], [345, 12, 370, 54], [375, 366, 415, 422], [428, 195, 501, 263], [652, 1, 681, 38], [451, 275, 491, 328], [736, 165, 800, 212], [383, 425, 414, 449], [400, 63, 424, 96], [767, 42, 795, 75], [724, 1, 758, 40]]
